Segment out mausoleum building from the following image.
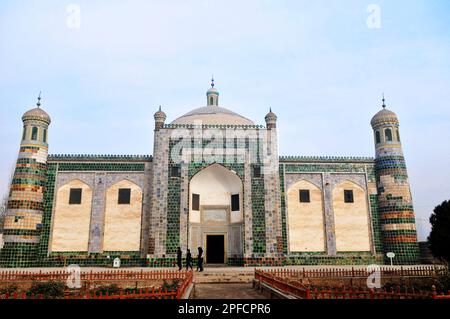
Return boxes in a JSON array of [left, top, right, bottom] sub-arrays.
[[0, 83, 420, 267]]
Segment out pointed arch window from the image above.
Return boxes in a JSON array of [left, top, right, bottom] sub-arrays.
[[375, 131, 381, 144], [31, 127, 38, 141], [396, 129, 400, 142], [385, 128, 393, 142], [43, 129, 47, 143], [210, 96, 214, 105], [22, 127, 27, 141]]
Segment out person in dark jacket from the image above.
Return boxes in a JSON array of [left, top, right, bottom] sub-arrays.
[[197, 247, 204, 272], [186, 249, 193, 270], [176, 247, 182, 271]]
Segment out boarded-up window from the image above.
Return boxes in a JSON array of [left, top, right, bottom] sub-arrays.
[[69, 188, 82, 205], [299, 189, 310, 203], [231, 194, 240, 211], [118, 188, 131, 204], [253, 165, 261, 178], [344, 190, 354, 203], [171, 165, 181, 178], [192, 194, 200, 211]]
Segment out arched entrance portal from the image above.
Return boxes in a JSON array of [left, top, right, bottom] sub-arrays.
[[188, 163, 243, 264]]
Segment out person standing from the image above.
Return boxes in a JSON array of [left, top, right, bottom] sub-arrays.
[[176, 247, 182, 271], [197, 247, 204, 272], [186, 249, 193, 270]]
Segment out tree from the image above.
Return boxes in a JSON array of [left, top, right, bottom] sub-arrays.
[[428, 200, 450, 264]]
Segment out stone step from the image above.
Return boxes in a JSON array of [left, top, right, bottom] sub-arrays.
[[193, 269, 255, 283]]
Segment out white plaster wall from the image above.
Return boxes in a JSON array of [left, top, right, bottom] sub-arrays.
[[332, 180, 371, 252], [51, 180, 92, 252], [287, 180, 325, 252]]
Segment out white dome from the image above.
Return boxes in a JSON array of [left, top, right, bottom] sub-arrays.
[[171, 106, 254, 125]]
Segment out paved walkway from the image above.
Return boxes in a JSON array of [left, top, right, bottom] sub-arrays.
[[193, 283, 267, 299]]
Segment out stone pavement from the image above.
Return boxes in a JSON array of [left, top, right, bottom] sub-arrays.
[[193, 283, 267, 299]]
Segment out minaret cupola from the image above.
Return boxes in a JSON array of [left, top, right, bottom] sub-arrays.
[[206, 77, 219, 106]]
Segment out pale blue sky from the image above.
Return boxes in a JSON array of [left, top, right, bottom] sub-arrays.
[[1, 0, 449, 240]]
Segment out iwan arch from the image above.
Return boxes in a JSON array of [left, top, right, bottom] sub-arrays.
[[0, 82, 420, 267]]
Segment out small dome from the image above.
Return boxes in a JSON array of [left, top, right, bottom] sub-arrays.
[[265, 108, 277, 122], [154, 106, 167, 122], [371, 108, 398, 127], [171, 106, 254, 126], [22, 107, 51, 124], [206, 87, 219, 96]]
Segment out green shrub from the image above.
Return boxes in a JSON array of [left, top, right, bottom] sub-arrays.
[[432, 266, 450, 293], [28, 281, 66, 298], [162, 279, 180, 292], [0, 284, 19, 295], [94, 284, 120, 296]]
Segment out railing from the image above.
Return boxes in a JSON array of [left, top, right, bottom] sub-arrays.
[[0, 269, 188, 283], [258, 266, 439, 279], [0, 288, 178, 300], [432, 286, 450, 300], [308, 287, 428, 299], [255, 269, 310, 299], [0, 269, 194, 300], [255, 269, 435, 299]]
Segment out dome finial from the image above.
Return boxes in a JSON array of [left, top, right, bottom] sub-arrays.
[[37, 91, 42, 108], [159, 105, 162, 111], [211, 75, 215, 88], [382, 93, 386, 109]]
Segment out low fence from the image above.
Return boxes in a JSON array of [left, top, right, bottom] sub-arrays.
[[259, 266, 440, 279], [254, 269, 443, 299], [0, 269, 193, 300], [0, 269, 188, 283], [432, 286, 450, 300]]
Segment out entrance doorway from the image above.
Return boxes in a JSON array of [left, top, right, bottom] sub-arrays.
[[206, 235, 225, 264]]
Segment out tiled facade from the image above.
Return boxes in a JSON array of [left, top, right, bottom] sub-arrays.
[[0, 89, 420, 267]]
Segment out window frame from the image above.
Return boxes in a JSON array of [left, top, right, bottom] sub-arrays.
[[192, 193, 200, 211], [31, 127, 38, 141], [375, 130, 381, 144], [231, 194, 240, 211], [253, 165, 261, 178], [385, 128, 393, 142]]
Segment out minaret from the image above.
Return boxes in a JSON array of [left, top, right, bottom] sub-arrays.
[[265, 107, 277, 129], [371, 95, 419, 265], [206, 77, 219, 106], [154, 105, 167, 130], [0, 94, 51, 267]]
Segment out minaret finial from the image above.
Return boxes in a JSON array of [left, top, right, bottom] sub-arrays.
[[382, 93, 386, 109], [159, 105, 162, 111], [211, 75, 214, 88], [37, 91, 42, 108]]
